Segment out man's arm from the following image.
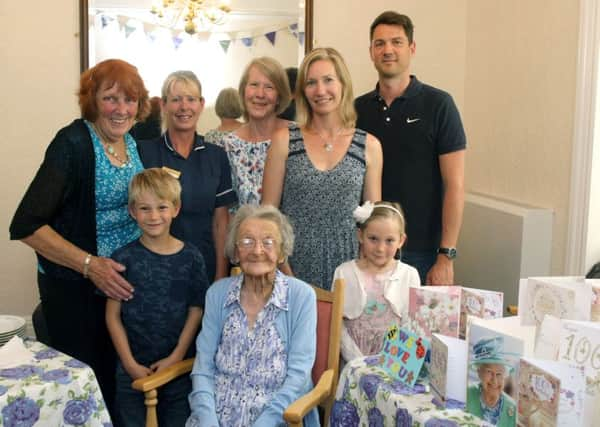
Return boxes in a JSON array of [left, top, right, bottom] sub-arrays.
[[426, 149, 465, 285]]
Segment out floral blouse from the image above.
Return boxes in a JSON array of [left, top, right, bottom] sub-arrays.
[[213, 132, 270, 208], [85, 121, 142, 257], [214, 276, 287, 426], [204, 129, 232, 145]]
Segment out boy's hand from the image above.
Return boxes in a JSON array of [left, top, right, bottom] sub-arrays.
[[125, 361, 153, 380], [150, 354, 181, 373]]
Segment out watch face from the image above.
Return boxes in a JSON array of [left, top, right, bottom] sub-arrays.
[[438, 247, 457, 259]]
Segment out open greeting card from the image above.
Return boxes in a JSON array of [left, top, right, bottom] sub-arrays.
[[517, 357, 585, 427], [377, 325, 429, 387], [534, 317, 600, 426], [589, 279, 600, 321], [518, 276, 592, 328], [429, 333, 467, 406], [459, 287, 503, 338], [407, 286, 461, 339], [466, 323, 524, 426], [468, 315, 536, 357]]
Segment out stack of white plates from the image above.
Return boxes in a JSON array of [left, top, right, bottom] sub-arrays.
[[0, 315, 26, 347]]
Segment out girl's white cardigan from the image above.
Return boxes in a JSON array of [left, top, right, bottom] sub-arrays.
[[332, 259, 421, 362]]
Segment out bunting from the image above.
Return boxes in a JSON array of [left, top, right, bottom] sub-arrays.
[[219, 39, 231, 53], [95, 14, 304, 54], [265, 31, 276, 46]]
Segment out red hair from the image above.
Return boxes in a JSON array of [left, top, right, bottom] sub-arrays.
[[78, 59, 150, 122]]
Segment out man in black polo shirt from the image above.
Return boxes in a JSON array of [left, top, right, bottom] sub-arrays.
[[355, 11, 466, 285]]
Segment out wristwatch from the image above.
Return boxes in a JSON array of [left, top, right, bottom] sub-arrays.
[[437, 247, 457, 260]]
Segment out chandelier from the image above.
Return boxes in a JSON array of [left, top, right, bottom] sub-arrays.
[[150, 0, 232, 35]]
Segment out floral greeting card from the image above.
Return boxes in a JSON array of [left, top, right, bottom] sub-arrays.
[[518, 277, 592, 328], [407, 286, 461, 339], [459, 287, 503, 338], [518, 357, 584, 427]]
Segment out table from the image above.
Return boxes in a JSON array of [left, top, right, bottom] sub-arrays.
[[330, 356, 491, 427], [0, 339, 112, 426]]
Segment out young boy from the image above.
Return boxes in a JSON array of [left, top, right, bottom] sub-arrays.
[[106, 168, 209, 427]]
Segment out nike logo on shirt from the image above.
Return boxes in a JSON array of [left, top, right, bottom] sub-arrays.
[[406, 117, 420, 124]]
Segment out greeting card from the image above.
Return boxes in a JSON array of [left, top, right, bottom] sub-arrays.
[[377, 325, 429, 387], [466, 323, 524, 426], [468, 315, 536, 357], [589, 279, 600, 321], [556, 319, 600, 426], [517, 357, 585, 427], [429, 333, 467, 405], [407, 286, 461, 339], [460, 287, 504, 338], [518, 276, 592, 328]]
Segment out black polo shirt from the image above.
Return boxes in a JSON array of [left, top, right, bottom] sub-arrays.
[[137, 133, 237, 281], [355, 76, 466, 251]]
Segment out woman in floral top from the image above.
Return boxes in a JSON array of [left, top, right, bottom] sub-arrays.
[[187, 205, 319, 427], [214, 57, 291, 208]]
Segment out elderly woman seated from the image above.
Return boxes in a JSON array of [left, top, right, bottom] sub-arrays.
[[186, 205, 320, 427]]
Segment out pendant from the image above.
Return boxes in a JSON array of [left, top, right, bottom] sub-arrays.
[[106, 144, 115, 155], [324, 143, 333, 152]]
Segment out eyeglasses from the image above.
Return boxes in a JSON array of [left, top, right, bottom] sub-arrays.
[[236, 237, 277, 251]]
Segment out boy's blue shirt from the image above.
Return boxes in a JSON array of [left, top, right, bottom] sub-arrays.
[[111, 239, 209, 366]]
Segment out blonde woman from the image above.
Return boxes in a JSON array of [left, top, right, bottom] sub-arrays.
[[262, 47, 383, 289], [137, 71, 237, 281]]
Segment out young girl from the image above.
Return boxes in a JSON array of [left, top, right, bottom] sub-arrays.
[[332, 201, 421, 362]]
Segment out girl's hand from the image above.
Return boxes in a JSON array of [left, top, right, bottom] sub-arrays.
[[125, 362, 153, 380]]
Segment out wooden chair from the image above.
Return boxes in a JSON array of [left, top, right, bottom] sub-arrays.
[[284, 278, 345, 427], [131, 277, 345, 427]]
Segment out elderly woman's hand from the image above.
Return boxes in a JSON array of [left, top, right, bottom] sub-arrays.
[[87, 256, 134, 300]]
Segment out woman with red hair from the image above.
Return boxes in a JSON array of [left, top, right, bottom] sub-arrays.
[[10, 58, 150, 412]]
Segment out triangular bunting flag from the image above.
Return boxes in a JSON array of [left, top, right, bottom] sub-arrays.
[[265, 31, 276, 46], [242, 37, 253, 47], [219, 39, 231, 53], [100, 15, 114, 29], [124, 25, 136, 39], [173, 35, 184, 49], [298, 32, 305, 46]]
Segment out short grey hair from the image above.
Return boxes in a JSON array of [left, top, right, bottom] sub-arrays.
[[225, 205, 295, 262], [215, 87, 243, 119]]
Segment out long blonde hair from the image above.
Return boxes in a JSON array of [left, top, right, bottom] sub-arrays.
[[295, 47, 356, 129]]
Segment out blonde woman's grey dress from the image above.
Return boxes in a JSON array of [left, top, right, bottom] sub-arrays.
[[280, 124, 366, 290]]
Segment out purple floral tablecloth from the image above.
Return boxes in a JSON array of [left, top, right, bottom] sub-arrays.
[[0, 339, 112, 427], [331, 356, 490, 427]]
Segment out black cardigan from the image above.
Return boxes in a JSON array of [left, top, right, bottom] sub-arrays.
[[10, 119, 98, 281]]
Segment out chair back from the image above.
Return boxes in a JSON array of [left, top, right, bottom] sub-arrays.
[[311, 279, 344, 393]]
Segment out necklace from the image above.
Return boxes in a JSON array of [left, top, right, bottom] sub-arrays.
[[92, 124, 130, 168], [314, 127, 344, 152], [104, 143, 130, 167]]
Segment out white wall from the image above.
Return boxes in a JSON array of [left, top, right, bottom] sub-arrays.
[[0, 0, 80, 316], [464, 0, 580, 274]]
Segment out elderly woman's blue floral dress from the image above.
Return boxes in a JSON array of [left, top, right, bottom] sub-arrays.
[[187, 271, 319, 426]]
